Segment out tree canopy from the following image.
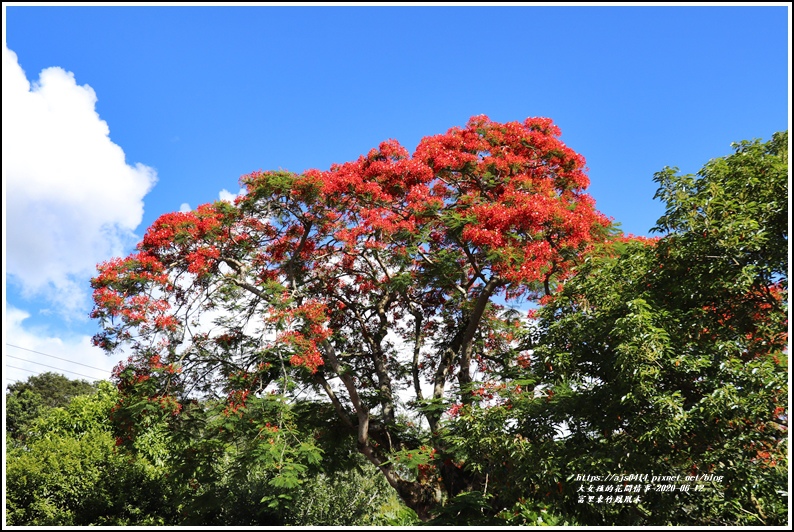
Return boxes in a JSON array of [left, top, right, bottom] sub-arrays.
[[87, 119, 788, 524], [6, 372, 97, 441], [6, 375, 410, 526], [526, 130, 789, 524], [90, 115, 611, 519]]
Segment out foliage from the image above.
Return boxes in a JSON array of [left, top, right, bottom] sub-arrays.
[[6, 388, 45, 441], [283, 465, 419, 526], [423, 130, 787, 525], [6, 371, 97, 408], [523, 131, 788, 525], [87, 116, 786, 523], [5, 378, 410, 526], [5, 381, 174, 525], [6, 372, 97, 440], [90, 115, 611, 519]]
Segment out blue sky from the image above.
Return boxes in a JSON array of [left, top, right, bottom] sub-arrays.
[[3, 4, 790, 387]]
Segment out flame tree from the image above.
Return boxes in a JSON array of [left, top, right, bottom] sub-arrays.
[[91, 116, 611, 520]]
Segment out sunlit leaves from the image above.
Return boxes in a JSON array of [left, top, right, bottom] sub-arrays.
[[524, 131, 788, 525], [88, 116, 611, 520]]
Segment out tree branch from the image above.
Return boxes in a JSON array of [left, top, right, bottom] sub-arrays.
[[314, 372, 354, 429], [411, 309, 425, 404], [321, 340, 369, 449]]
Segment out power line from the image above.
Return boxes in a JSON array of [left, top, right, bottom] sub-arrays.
[[5, 343, 109, 372], [6, 365, 42, 376], [5, 369, 61, 387], [5, 359, 106, 381], [6, 362, 104, 382]]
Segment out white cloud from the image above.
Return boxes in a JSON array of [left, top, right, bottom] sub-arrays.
[[179, 188, 241, 214], [218, 188, 244, 203], [2, 45, 156, 315], [4, 306, 127, 387]]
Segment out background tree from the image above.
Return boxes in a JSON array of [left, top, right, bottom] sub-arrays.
[[90, 115, 611, 520], [6, 372, 96, 440], [441, 130, 787, 525], [6, 380, 174, 525], [5, 376, 413, 526]]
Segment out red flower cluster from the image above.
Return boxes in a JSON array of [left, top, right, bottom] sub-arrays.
[[223, 389, 250, 417], [90, 115, 611, 441]]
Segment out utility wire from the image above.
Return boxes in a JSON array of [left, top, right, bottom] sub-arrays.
[[6, 365, 38, 376], [5, 358, 106, 381], [5, 343, 109, 372]]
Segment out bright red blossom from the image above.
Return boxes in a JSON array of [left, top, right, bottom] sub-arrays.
[[90, 116, 611, 516]]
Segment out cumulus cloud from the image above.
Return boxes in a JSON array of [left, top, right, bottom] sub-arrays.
[[218, 188, 245, 203], [179, 188, 243, 214], [4, 306, 127, 386], [2, 45, 156, 315]]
